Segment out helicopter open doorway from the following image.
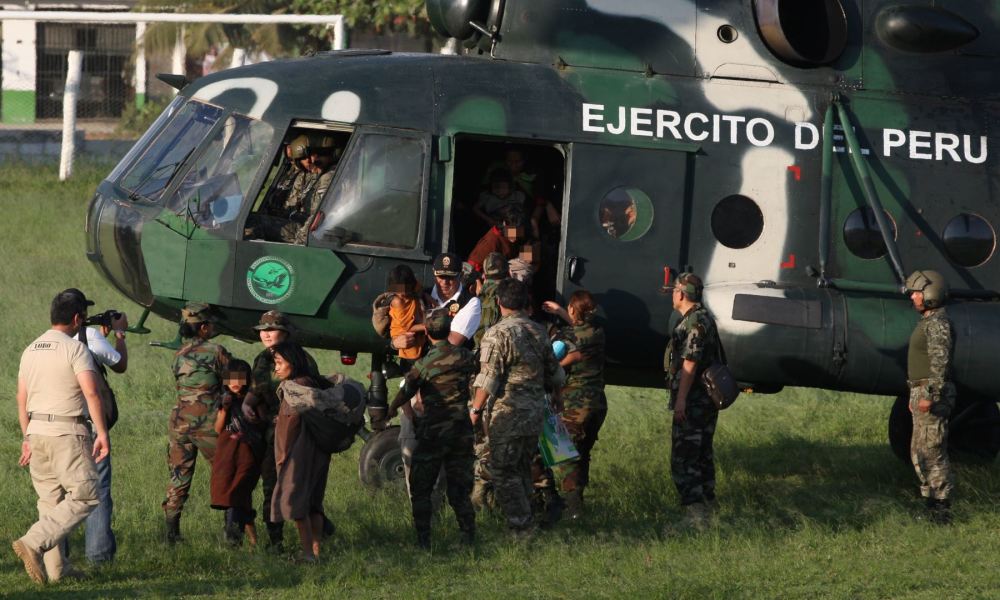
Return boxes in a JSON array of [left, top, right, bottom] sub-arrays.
[[448, 137, 566, 303]]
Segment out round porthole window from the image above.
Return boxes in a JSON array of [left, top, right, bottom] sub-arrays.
[[844, 207, 896, 260], [711, 195, 763, 249], [943, 213, 995, 267], [598, 187, 654, 241]]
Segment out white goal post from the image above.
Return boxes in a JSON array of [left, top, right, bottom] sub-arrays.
[[1, 10, 346, 179]]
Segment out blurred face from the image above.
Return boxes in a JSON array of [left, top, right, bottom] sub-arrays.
[[273, 352, 292, 380], [259, 328, 287, 348], [910, 290, 926, 312], [505, 151, 524, 176], [492, 181, 511, 199], [435, 274, 459, 299], [504, 226, 522, 243], [225, 374, 248, 395]]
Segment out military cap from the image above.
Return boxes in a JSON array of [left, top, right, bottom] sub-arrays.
[[668, 272, 704, 301], [287, 134, 310, 160], [181, 302, 215, 324], [483, 252, 509, 279], [424, 309, 453, 337], [433, 252, 462, 277], [254, 310, 292, 332]]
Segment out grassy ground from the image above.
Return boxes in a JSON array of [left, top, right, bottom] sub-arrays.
[[0, 163, 998, 599]]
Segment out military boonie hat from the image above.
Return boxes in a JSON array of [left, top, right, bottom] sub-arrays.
[[667, 272, 703, 301], [424, 309, 453, 334], [287, 134, 310, 160], [433, 252, 462, 277], [181, 302, 215, 324], [483, 252, 509, 278], [254, 310, 292, 332]]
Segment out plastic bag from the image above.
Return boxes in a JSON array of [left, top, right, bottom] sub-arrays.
[[538, 399, 579, 467]]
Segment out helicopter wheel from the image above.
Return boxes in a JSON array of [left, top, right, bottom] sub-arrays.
[[888, 394, 1000, 464], [358, 426, 406, 488]]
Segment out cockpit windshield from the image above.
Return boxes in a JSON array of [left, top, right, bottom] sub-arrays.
[[118, 100, 224, 202]]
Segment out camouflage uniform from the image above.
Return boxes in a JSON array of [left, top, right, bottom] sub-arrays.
[[163, 337, 232, 518], [558, 321, 607, 496], [394, 339, 478, 544], [474, 313, 564, 530], [664, 304, 721, 507], [908, 307, 955, 501], [277, 169, 335, 244]]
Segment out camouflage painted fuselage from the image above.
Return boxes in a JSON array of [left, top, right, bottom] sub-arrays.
[[87, 0, 1000, 400]]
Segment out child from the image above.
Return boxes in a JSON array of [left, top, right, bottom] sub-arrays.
[[210, 359, 263, 546], [388, 264, 426, 363]]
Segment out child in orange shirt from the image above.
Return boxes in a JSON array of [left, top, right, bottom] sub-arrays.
[[388, 265, 425, 363]]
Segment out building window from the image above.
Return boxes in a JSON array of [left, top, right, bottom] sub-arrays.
[[943, 213, 995, 267], [712, 195, 763, 249]]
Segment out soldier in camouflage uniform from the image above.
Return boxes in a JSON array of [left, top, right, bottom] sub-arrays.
[[470, 252, 508, 510], [905, 270, 956, 524], [164, 303, 232, 543], [471, 279, 564, 534], [388, 311, 477, 548], [663, 273, 721, 530], [542, 290, 606, 519]]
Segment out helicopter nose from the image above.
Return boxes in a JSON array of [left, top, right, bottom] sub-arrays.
[[86, 190, 153, 306]]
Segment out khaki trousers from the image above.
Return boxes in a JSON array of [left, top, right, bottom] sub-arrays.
[[20, 434, 99, 579]]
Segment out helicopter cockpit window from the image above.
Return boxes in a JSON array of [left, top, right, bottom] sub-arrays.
[[843, 207, 896, 260], [311, 131, 425, 250], [712, 195, 764, 249], [165, 114, 274, 232], [599, 187, 654, 241], [943, 213, 995, 268], [118, 100, 224, 202]]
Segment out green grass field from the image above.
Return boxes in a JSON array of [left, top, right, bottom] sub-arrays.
[[0, 163, 998, 599]]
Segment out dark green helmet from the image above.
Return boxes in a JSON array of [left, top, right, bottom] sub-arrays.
[[905, 270, 949, 308]]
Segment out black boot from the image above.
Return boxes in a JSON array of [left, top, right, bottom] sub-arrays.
[[165, 514, 182, 545], [539, 489, 564, 529], [416, 530, 431, 550], [927, 498, 953, 525], [266, 520, 284, 552], [224, 509, 243, 546], [321, 514, 336, 540]]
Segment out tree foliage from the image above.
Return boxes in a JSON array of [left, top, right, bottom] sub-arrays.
[[289, 0, 430, 35]]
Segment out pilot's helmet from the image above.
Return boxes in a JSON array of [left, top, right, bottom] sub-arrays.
[[287, 134, 310, 160], [309, 134, 337, 155], [905, 270, 949, 308]]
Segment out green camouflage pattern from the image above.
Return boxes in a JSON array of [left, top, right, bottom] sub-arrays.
[[488, 434, 537, 530], [473, 278, 503, 349], [908, 307, 957, 501], [909, 382, 956, 501], [559, 406, 607, 494], [164, 337, 232, 517], [474, 314, 564, 438], [671, 391, 718, 507], [664, 304, 720, 408], [560, 321, 606, 410], [907, 308, 954, 401]]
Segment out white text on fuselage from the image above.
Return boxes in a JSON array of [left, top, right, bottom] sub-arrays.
[[581, 103, 988, 164]]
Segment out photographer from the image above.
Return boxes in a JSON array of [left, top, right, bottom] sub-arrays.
[[77, 308, 128, 565]]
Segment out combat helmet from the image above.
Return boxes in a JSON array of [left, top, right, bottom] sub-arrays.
[[905, 270, 949, 309], [287, 134, 310, 160]]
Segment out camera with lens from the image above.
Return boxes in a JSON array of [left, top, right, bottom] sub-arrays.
[[85, 309, 123, 329]]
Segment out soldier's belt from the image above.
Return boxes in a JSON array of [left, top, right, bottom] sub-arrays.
[[28, 412, 88, 424]]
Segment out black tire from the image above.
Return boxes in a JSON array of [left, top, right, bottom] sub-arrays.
[[358, 426, 405, 488], [888, 394, 1000, 464]]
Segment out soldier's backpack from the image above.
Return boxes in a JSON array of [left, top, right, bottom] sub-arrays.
[[371, 292, 395, 338], [278, 376, 366, 454], [474, 279, 503, 348]]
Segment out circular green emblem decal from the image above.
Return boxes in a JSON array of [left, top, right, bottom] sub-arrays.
[[247, 256, 295, 304]]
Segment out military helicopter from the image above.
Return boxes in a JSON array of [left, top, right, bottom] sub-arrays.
[[86, 0, 1000, 484]]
